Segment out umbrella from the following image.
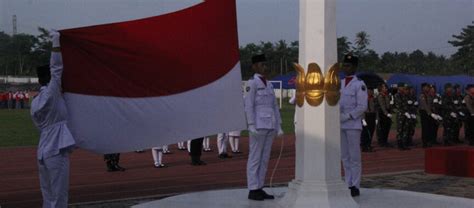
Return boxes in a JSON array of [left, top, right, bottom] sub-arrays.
[[356, 72, 385, 90]]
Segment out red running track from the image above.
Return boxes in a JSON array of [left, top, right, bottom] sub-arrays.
[[0, 128, 467, 208]]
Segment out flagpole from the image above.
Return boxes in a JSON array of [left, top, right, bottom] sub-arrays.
[[279, 0, 359, 207]]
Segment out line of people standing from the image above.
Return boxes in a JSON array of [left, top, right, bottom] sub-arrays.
[[0, 91, 31, 109]]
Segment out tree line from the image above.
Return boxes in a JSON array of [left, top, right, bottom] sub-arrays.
[[0, 22, 472, 78]]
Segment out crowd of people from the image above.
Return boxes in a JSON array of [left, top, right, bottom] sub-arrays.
[[0, 90, 32, 109], [360, 81, 474, 152]]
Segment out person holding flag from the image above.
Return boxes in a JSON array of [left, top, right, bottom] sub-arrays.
[[30, 31, 76, 208]]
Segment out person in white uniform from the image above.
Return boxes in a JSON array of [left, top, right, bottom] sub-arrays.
[[339, 54, 368, 197], [151, 146, 166, 168], [177, 141, 186, 150], [217, 133, 232, 158], [202, 136, 212, 152], [228, 130, 241, 154], [244, 54, 283, 201], [30, 31, 76, 208]]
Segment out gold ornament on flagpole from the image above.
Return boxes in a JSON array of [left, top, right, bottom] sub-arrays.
[[293, 62, 340, 107]]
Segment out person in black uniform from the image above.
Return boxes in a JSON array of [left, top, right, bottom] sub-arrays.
[[361, 88, 376, 152], [190, 138, 206, 166], [104, 153, 125, 172]]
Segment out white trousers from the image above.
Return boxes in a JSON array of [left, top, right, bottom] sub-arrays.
[[247, 129, 276, 190], [151, 147, 163, 165], [340, 129, 362, 188], [217, 133, 229, 154], [38, 151, 70, 208], [202, 137, 210, 149], [229, 136, 239, 152]]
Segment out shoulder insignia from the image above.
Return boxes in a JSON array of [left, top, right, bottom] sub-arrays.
[[245, 86, 250, 92], [361, 85, 366, 91]]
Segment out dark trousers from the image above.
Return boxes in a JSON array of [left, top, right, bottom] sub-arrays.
[[190, 138, 204, 162], [465, 116, 474, 145], [376, 112, 392, 145], [420, 110, 431, 146], [361, 113, 376, 148], [104, 153, 120, 167]]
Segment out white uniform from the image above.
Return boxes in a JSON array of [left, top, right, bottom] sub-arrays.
[[339, 76, 368, 189], [202, 136, 211, 151], [245, 74, 282, 190], [217, 133, 229, 155], [151, 146, 164, 166], [30, 52, 76, 208], [228, 130, 241, 153]]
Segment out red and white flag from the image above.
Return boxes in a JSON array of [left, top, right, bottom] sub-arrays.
[[60, 0, 246, 153]]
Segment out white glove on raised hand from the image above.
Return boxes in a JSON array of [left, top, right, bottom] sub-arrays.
[[50, 29, 60, 48], [459, 112, 465, 117], [248, 125, 257, 134], [404, 112, 411, 119], [450, 112, 457, 118], [387, 113, 392, 118], [362, 119, 367, 127], [430, 113, 437, 120], [411, 114, 417, 119], [277, 127, 284, 137]]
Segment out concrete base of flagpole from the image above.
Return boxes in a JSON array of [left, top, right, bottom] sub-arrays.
[[278, 179, 359, 208]]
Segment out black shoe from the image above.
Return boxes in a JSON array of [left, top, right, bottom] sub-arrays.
[[258, 189, 275, 199], [154, 163, 166, 168], [218, 153, 232, 159], [114, 164, 126, 171], [248, 190, 264, 201], [191, 160, 206, 166], [349, 186, 360, 197], [107, 166, 118, 172]]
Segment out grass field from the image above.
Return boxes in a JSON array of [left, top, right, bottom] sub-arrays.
[[0, 100, 297, 148], [0, 109, 39, 147]]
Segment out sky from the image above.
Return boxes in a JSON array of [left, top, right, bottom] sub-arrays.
[[0, 0, 473, 56]]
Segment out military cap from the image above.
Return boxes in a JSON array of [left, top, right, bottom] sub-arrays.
[[397, 82, 408, 88], [251, 54, 267, 64], [421, 82, 429, 88], [343, 53, 359, 66]]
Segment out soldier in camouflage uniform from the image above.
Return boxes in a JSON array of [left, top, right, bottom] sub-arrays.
[[441, 83, 457, 146], [375, 83, 393, 148], [452, 84, 464, 143], [464, 85, 474, 146], [394, 83, 411, 150], [406, 86, 418, 147], [429, 85, 443, 145]]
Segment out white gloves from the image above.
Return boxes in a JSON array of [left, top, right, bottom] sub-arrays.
[[411, 114, 417, 119], [248, 125, 257, 134], [386, 113, 392, 118], [433, 98, 439, 103], [390, 100, 394, 105], [50, 29, 60, 48], [340, 113, 350, 122], [375, 119, 378, 125], [362, 119, 367, 127], [404, 112, 411, 119], [414, 101, 419, 106], [437, 115, 443, 121], [430, 113, 437, 120], [450, 112, 457, 118], [439, 100, 443, 105], [407, 100, 413, 105], [277, 127, 284, 136], [459, 112, 465, 117], [454, 100, 459, 104]]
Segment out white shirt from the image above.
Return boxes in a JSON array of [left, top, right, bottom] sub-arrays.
[[31, 52, 75, 160]]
